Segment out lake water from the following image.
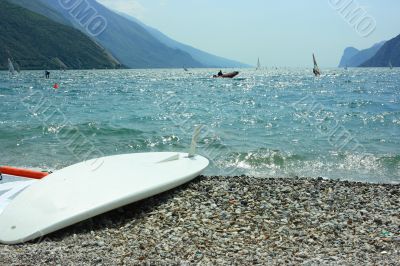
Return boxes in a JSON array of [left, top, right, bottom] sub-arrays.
[[0, 68, 399, 183]]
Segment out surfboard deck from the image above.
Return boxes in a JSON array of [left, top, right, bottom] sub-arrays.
[[0, 152, 209, 244], [0, 175, 37, 216]]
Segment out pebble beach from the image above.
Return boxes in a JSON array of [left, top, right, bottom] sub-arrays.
[[0, 176, 399, 265]]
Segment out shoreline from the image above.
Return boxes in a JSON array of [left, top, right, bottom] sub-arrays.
[[1, 175, 399, 265]]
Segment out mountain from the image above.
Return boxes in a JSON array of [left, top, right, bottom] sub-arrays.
[[10, 0, 247, 68], [6, 0, 71, 26], [119, 13, 249, 68], [338, 47, 359, 67], [20, 0, 204, 68], [361, 34, 400, 67], [0, 0, 120, 70], [338, 41, 385, 67]]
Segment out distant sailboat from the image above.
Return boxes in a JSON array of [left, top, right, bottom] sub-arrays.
[[8, 58, 15, 75], [312, 53, 321, 76], [14, 61, 21, 73], [389, 60, 393, 69], [52, 57, 68, 71], [256, 58, 261, 70], [344, 64, 348, 70]]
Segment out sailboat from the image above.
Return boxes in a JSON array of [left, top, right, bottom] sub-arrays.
[[8, 58, 15, 75], [312, 53, 321, 76], [389, 60, 393, 69], [256, 58, 261, 70], [52, 57, 68, 71], [14, 62, 21, 73]]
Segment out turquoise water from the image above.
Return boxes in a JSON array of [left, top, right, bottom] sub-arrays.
[[0, 69, 399, 183]]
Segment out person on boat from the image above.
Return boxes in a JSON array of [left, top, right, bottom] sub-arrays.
[[218, 70, 223, 76]]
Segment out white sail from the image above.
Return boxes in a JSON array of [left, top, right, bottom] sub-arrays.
[[52, 57, 68, 70], [14, 62, 20, 73], [8, 58, 15, 74], [389, 61, 393, 69], [313, 53, 321, 76], [256, 58, 261, 70]]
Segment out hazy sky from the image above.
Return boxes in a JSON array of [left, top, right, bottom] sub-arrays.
[[97, 0, 400, 67]]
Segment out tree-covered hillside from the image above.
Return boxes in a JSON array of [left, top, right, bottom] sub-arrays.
[[0, 0, 121, 70]]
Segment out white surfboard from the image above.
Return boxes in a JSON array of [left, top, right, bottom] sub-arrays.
[[0, 176, 38, 216], [0, 152, 208, 244]]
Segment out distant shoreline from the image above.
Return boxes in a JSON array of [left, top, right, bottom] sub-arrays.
[[1, 66, 397, 72]]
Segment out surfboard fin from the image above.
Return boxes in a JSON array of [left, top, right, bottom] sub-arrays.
[[157, 153, 180, 163], [188, 125, 203, 158]]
